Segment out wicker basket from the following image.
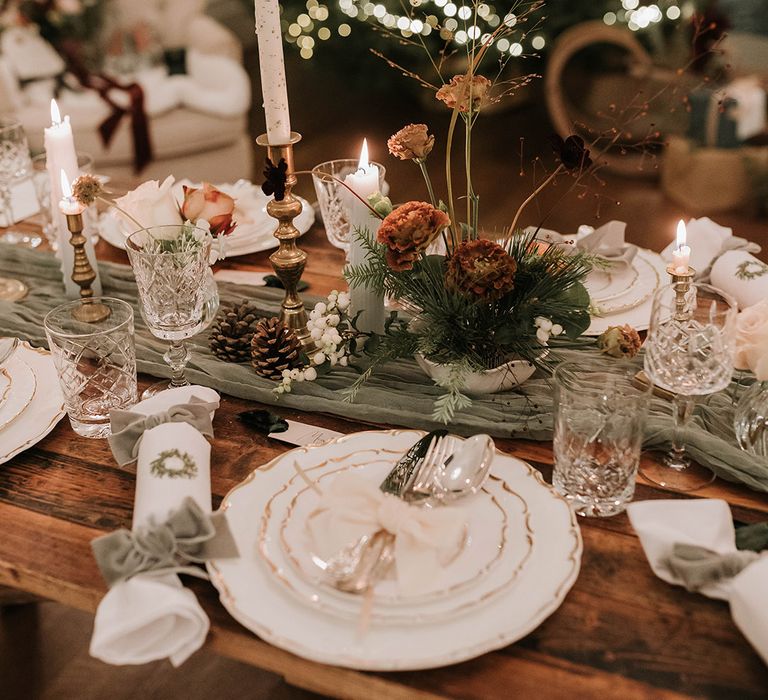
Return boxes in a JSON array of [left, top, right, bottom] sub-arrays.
[[661, 135, 768, 214]]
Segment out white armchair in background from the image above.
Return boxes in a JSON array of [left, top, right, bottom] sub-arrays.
[[0, 0, 253, 183]]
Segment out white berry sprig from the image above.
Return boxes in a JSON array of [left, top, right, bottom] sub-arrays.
[[534, 316, 564, 344], [275, 290, 355, 395]]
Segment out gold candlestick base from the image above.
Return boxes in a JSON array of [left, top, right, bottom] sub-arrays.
[[666, 264, 696, 322], [256, 131, 315, 351], [64, 212, 111, 323]]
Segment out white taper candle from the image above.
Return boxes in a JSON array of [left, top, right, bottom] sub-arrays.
[[254, 0, 292, 144]]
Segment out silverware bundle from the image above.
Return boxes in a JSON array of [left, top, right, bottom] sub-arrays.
[[325, 431, 495, 595]]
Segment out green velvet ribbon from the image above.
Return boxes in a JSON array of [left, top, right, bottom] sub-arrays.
[[91, 497, 239, 587], [108, 398, 216, 466]]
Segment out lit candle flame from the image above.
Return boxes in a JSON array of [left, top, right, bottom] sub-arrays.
[[358, 138, 369, 171], [50, 99, 62, 126], [676, 219, 687, 250], [60, 170, 72, 199]]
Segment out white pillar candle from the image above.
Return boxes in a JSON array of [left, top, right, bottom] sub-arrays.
[[344, 139, 384, 334], [254, 0, 291, 144], [672, 219, 691, 275], [43, 100, 101, 298]]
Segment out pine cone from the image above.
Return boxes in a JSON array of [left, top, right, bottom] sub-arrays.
[[209, 301, 259, 363], [251, 317, 304, 380], [446, 239, 517, 301]]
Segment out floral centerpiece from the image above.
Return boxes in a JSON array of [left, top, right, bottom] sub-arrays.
[[261, 0, 683, 422], [338, 3, 595, 422]]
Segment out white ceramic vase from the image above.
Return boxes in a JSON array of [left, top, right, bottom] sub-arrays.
[[415, 354, 538, 395]]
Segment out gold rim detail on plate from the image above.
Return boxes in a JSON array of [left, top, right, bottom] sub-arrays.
[[0, 368, 12, 409], [0, 358, 37, 432], [592, 252, 660, 316], [586, 263, 640, 304], [0, 342, 66, 464]]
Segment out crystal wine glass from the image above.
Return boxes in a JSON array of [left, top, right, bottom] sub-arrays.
[[643, 282, 737, 491], [126, 225, 212, 398], [0, 118, 38, 246]]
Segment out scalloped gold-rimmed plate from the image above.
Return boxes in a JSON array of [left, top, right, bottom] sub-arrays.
[[0, 342, 66, 465], [585, 263, 640, 305], [0, 354, 36, 432], [255, 455, 532, 626], [208, 429, 582, 671], [586, 248, 667, 336]]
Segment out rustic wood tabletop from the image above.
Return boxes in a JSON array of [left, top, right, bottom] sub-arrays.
[[1, 218, 767, 699]]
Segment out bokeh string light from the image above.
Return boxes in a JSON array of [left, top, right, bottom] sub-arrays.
[[280, 0, 688, 60]]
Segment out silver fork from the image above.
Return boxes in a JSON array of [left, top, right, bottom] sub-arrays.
[[405, 435, 455, 501], [0, 338, 18, 367]]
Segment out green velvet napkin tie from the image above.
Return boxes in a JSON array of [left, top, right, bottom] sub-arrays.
[[108, 398, 216, 466], [91, 497, 239, 587], [666, 523, 768, 592]]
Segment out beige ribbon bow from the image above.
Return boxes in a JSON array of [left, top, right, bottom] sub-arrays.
[[306, 472, 467, 595]]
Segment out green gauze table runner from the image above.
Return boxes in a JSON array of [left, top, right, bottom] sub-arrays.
[[1, 245, 767, 493]]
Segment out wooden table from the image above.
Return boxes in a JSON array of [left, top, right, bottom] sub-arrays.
[[2, 222, 768, 699]]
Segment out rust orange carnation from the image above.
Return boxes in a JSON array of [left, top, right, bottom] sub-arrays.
[[377, 201, 450, 271], [387, 124, 435, 161], [446, 239, 517, 300], [436, 74, 492, 113]]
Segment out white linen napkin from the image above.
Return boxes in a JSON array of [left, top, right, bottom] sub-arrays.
[[627, 499, 768, 665], [306, 472, 467, 595], [710, 249, 768, 309], [528, 220, 637, 269], [660, 217, 761, 283], [90, 573, 209, 667], [90, 385, 220, 667]]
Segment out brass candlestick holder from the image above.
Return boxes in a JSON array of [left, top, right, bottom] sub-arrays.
[[256, 131, 315, 351], [63, 210, 111, 323], [666, 264, 696, 321]]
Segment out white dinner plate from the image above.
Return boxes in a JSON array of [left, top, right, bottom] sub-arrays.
[[584, 263, 640, 305], [0, 342, 66, 466], [99, 179, 315, 256], [208, 429, 581, 671], [585, 248, 667, 336], [0, 354, 36, 432], [259, 457, 533, 626]]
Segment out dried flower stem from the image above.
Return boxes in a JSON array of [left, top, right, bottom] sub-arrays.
[[98, 195, 145, 231], [416, 158, 448, 252], [445, 107, 460, 248], [416, 160, 437, 208], [506, 164, 564, 238]]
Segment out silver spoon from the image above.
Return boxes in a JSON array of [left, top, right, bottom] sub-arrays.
[[425, 434, 495, 503]]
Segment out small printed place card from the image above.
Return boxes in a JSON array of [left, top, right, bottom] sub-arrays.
[[213, 270, 270, 286], [269, 419, 343, 447], [0, 179, 40, 227]]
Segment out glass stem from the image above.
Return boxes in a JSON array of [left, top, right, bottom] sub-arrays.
[[669, 395, 695, 469], [165, 340, 190, 388]]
